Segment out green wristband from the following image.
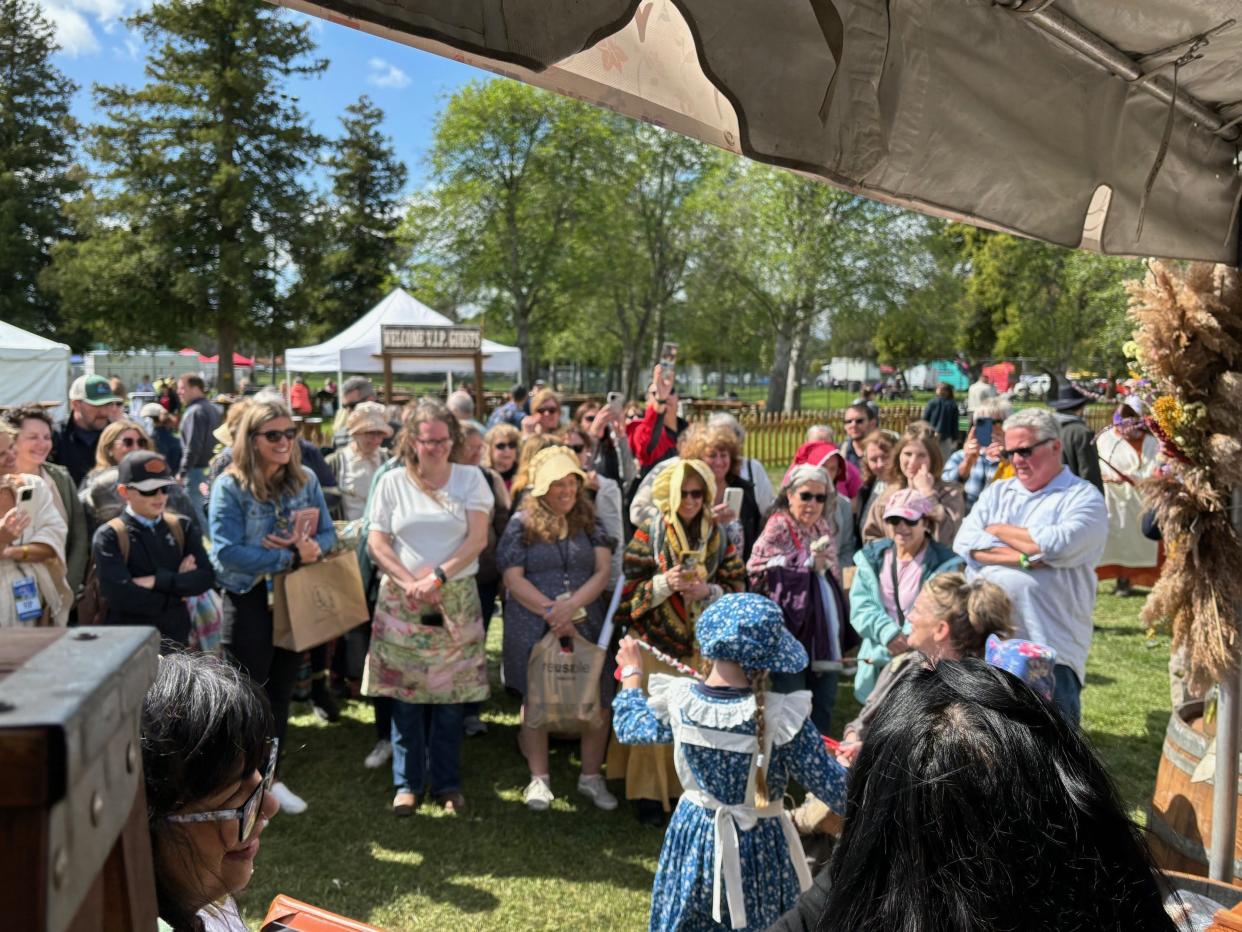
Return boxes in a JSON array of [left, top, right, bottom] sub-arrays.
[[1018, 553, 1031, 570]]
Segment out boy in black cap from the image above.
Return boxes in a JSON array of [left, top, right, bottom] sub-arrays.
[[91, 450, 215, 646]]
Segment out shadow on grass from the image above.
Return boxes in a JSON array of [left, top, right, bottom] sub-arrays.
[[1086, 707, 1169, 815]]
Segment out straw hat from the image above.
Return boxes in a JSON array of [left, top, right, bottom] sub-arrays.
[[527, 446, 585, 498], [346, 401, 393, 438]]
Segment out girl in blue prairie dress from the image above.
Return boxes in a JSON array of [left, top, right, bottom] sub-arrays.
[[613, 592, 848, 931]]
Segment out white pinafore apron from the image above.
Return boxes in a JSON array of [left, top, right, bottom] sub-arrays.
[[668, 698, 813, 930]]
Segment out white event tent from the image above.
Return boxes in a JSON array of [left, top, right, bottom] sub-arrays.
[[0, 320, 71, 420], [284, 288, 521, 385]]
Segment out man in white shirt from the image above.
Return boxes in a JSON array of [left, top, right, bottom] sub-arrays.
[[967, 373, 998, 417], [953, 407, 1107, 724]]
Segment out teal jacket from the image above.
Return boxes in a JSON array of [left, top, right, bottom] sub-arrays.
[[848, 537, 962, 701]]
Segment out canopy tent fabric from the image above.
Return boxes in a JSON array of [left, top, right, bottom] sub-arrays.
[[0, 320, 71, 419], [272, 0, 1242, 263], [285, 288, 522, 374], [198, 352, 255, 366]]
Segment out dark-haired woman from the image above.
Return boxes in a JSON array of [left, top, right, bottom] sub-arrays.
[[144, 652, 278, 932], [209, 397, 336, 817], [771, 658, 1180, 932]]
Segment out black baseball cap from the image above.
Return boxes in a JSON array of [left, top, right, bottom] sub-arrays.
[[118, 451, 175, 492]]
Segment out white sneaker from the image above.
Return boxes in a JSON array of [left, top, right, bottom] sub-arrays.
[[270, 781, 307, 815], [523, 776, 555, 812], [577, 774, 618, 811], [364, 739, 392, 769]]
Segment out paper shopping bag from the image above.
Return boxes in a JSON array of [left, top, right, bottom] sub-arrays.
[[524, 630, 605, 734], [272, 550, 370, 651]]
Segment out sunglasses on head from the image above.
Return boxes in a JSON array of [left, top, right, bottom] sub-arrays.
[[681, 488, 705, 500], [165, 738, 278, 844], [796, 491, 828, 503], [493, 441, 517, 451], [134, 486, 170, 498], [257, 428, 298, 444], [1000, 437, 1055, 461], [884, 515, 920, 527]]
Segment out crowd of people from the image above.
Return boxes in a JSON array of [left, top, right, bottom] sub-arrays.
[[0, 367, 1177, 931]]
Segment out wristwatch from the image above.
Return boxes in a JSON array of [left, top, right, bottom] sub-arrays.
[[433, 566, 448, 587], [621, 665, 642, 680]]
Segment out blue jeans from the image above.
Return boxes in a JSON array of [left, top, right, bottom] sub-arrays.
[[391, 700, 464, 797], [770, 669, 839, 735], [185, 466, 210, 537], [1053, 664, 1082, 726]]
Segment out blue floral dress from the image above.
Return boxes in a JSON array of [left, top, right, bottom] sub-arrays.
[[613, 676, 848, 931]]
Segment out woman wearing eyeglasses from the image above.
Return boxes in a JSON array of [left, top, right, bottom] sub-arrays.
[[362, 399, 493, 816], [747, 465, 847, 732], [80, 419, 197, 534], [143, 651, 279, 932], [484, 422, 521, 490], [609, 458, 746, 824], [848, 488, 962, 702], [209, 397, 336, 816]]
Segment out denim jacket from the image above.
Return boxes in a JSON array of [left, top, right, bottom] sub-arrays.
[[208, 467, 337, 594]]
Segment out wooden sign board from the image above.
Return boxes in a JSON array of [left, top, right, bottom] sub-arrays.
[[380, 325, 481, 355]]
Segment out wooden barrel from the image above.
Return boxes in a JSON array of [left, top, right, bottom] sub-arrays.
[[1148, 700, 1242, 884]]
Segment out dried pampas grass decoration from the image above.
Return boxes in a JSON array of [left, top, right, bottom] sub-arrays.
[[1130, 261, 1242, 685]]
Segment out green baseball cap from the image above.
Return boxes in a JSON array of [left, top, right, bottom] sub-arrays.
[[69, 375, 122, 406]]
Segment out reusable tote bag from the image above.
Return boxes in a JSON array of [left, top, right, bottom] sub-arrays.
[[272, 550, 370, 651], [524, 630, 606, 734]]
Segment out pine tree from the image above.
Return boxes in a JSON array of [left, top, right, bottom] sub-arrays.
[[0, 0, 78, 335], [49, 0, 324, 390], [290, 95, 407, 339]]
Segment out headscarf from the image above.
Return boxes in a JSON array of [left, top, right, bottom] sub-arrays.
[[781, 464, 832, 497], [651, 458, 716, 562]]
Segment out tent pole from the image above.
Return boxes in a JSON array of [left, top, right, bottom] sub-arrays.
[[1210, 488, 1242, 881]]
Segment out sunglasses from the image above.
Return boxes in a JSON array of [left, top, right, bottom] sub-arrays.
[[134, 486, 170, 498], [796, 491, 828, 503], [681, 488, 705, 500], [582, 414, 596, 423], [165, 738, 277, 844], [257, 428, 297, 444], [537, 406, 560, 416], [117, 437, 148, 449], [843, 418, 868, 425], [884, 515, 920, 527], [493, 441, 517, 451], [1000, 437, 1055, 461], [569, 444, 586, 454]]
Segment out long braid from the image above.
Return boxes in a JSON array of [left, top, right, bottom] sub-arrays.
[[750, 670, 771, 806]]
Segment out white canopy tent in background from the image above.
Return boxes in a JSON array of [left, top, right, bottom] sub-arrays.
[[0, 321, 71, 421], [284, 288, 521, 386]]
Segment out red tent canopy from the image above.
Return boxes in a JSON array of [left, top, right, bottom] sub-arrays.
[[178, 347, 200, 356], [198, 352, 254, 366], [982, 361, 1016, 393]]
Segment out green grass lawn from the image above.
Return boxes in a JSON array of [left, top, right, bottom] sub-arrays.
[[234, 583, 1172, 930]]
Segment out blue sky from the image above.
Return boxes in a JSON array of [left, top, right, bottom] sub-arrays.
[[35, 0, 489, 189]]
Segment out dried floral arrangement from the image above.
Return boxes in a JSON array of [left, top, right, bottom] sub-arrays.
[[1126, 261, 1242, 688]]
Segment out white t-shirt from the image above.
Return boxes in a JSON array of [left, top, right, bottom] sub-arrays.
[[369, 464, 494, 580]]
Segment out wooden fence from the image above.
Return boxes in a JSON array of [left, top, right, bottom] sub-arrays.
[[694, 403, 1116, 467]]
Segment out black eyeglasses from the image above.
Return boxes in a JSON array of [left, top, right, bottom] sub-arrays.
[[681, 488, 705, 500], [166, 739, 277, 844], [257, 428, 298, 444], [493, 442, 517, 451], [135, 486, 170, 498], [796, 491, 828, 503], [884, 516, 920, 527], [1000, 437, 1055, 461]]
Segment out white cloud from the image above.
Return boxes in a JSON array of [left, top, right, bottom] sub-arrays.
[[36, 0, 137, 57], [367, 57, 410, 90]]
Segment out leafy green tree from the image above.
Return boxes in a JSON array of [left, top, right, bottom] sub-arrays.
[[417, 80, 611, 385], [48, 0, 325, 389], [288, 96, 407, 339], [0, 0, 79, 337]]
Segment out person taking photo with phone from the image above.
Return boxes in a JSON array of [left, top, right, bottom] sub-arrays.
[[941, 399, 1011, 513], [0, 420, 71, 626], [209, 397, 336, 816], [91, 451, 215, 647]]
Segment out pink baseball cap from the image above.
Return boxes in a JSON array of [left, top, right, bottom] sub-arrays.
[[883, 488, 934, 522]]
